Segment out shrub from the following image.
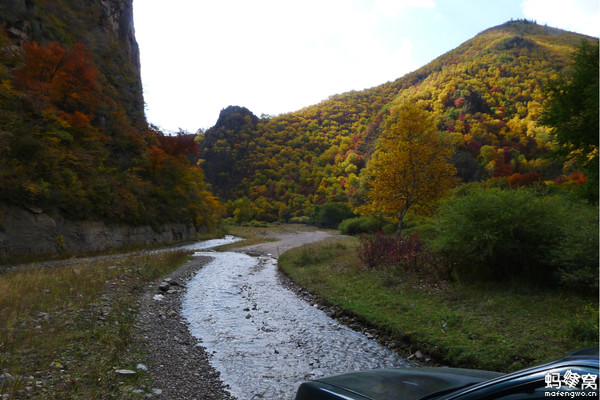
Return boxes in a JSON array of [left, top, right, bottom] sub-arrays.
[[397, 234, 422, 270], [506, 172, 541, 188], [551, 201, 599, 292], [356, 233, 399, 269], [241, 220, 268, 227], [381, 223, 398, 236], [356, 233, 423, 270], [338, 216, 383, 235], [311, 202, 354, 228], [566, 304, 600, 345], [431, 186, 565, 281], [289, 216, 311, 224]]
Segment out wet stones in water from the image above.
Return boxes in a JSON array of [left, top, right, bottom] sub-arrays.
[[182, 252, 410, 400]]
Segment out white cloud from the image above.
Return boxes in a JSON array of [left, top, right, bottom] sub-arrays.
[[521, 0, 599, 37]]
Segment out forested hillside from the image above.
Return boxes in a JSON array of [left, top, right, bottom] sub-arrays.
[[0, 0, 222, 230], [198, 20, 597, 222]]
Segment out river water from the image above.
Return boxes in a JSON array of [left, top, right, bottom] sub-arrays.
[[181, 237, 409, 400]]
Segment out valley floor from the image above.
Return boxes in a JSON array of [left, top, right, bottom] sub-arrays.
[[136, 228, 399, 399]]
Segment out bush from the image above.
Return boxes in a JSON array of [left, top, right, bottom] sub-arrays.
[[397, 234, 422, 270], [431, 186, 566, 281], [356, 233, 422, 270], [311, 202, 354, 228], [241, 220, 268, 227], [289, 216, 311, 224], [566, 304, 600, 345], [338, 216, 383, 235], [507, 172, 542, 188], [356, 233, 400, 269], [551, 202, 599, 292]]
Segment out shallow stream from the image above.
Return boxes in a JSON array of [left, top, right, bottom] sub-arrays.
[[181, 237, 409, 400]]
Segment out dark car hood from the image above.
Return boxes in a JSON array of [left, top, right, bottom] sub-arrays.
[[311, 367, 505, 400]]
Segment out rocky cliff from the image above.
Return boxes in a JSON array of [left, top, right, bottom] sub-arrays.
[[0, 0, 144, 121], [0, 205, 197, 259], [0, 1, 209, 259]]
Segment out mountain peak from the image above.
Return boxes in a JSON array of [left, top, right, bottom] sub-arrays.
[[213, 106, 259, 131], [487, 19, 597, 39]]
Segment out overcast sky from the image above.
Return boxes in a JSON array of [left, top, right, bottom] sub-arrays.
[[133, 0, 599, 133]]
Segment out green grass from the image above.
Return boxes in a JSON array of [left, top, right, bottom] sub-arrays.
[[279, 237, 599, 372], [0, 251, 191, 399]]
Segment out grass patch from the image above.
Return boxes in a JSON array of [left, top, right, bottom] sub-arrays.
[[0, 251, 191, 399], [279, 237, 599, 372]]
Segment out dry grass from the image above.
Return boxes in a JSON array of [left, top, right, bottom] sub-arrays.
[[0, 251, 190, 399]]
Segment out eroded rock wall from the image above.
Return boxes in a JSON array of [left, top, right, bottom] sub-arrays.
[[0, 206, 197, 259], [0, 0, 144, 121]]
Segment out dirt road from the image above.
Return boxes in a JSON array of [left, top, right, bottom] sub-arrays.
[[236, 230, 344, 258]]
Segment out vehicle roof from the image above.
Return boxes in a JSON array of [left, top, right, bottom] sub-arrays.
[[295, 348, 599, 400], [441, 347, 599, 400]]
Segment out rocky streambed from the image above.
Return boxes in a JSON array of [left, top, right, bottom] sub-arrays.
[[138, 233, 411, 400]]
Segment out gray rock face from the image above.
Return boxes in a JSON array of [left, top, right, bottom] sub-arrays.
[[98, 0, 141, 79], [0, 0, 144, 121], [0, 205, 197, 259]]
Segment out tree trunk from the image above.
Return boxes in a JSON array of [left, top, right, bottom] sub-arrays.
[[396, 207, 408, 238]]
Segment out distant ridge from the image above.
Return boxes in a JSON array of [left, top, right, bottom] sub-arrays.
[[197, 20, 596, 222]]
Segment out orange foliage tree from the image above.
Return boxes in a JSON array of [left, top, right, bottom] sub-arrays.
[[12, 41, 99, 113], [358, 103, 458, 236], [1, 40, 224, 229]]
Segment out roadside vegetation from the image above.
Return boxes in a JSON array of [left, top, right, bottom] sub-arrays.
[[279, 212, 598, 372], [0, 251, 190, 399], [278, 39, 598, 372]]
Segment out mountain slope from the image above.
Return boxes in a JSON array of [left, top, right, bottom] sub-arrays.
[[198, 20, 596, 222], [0, 0, 222, 229]]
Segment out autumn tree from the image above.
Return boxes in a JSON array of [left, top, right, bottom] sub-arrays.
[[0, 39, 224, 228], [12, 41, 99, 113], [539, 40, 599, 201], [358, 103, 458, 236]]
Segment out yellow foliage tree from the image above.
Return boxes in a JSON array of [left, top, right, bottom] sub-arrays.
[[358, 103, 458, 236]]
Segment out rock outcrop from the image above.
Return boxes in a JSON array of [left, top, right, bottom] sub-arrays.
[[0, 206, 197, 259], [0, 0, 205, 259], [0, 0, 144, 121]]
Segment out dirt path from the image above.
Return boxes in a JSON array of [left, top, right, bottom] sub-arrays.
[[236, 230, 344, 257]]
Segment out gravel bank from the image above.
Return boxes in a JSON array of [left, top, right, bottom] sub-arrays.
[[136, 256, 235, 400], [135, 231, 431, 399]]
